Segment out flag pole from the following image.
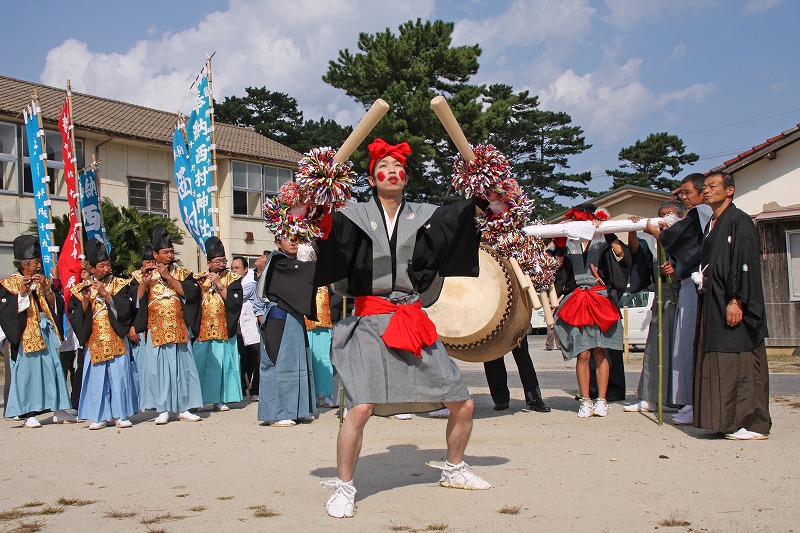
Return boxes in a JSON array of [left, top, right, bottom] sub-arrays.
[[657, 242, 665, 426], [205, 55, 220, 238], [32, 89, 58, 276], [66, 80, 85, 251]]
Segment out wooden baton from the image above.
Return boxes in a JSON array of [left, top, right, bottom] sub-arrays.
[[430, 95, 476, 163], [333, 99, 390, 163]]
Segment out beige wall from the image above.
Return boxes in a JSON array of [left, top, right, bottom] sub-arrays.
[[604, 196, 670, 220], [728, 141, 800, 216]]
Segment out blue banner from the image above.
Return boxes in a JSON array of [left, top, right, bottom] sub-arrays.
[[24, 106, 56, 275], [173, 127, 205, 253], [78, 168, 111, 254], [186, 74, 215, 244]]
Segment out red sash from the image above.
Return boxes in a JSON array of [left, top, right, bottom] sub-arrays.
[[556, 285, 620, 332], [354, 296, 438, 357]]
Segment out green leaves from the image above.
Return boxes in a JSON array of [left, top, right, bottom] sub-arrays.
[[606, 132, 700, 191]]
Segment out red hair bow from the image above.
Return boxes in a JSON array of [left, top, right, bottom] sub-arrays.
[[367, 138, 411, 176]]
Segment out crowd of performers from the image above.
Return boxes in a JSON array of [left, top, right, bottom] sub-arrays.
[[0, 136, 771, 518]]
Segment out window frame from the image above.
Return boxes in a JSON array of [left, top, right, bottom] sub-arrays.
[[786, 229, 800, 302], [128, 176, 170, 215], [231, 159, 293, 219], [0, 121, 19, 195]]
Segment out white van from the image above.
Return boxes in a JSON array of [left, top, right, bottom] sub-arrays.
[[618, 290, 655, 349]]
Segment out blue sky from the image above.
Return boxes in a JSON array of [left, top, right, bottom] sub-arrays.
[[3, 0, 798, 195]]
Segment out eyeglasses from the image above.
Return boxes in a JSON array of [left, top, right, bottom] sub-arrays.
[[210, 258, 228, 265]]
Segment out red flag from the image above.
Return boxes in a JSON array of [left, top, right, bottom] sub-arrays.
[[57, 95, 83, 303]]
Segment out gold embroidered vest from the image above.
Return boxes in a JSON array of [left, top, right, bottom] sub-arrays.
[[305, 286, 333, 330], [136, 266, 193, 347], [71, 277, 132, 364], [0, 274, 60, 353], [197, 270, 240, 342]]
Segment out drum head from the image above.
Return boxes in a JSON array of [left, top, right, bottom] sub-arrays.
[[427, 249, 509, 343]]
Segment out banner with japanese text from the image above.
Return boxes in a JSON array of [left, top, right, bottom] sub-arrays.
[[79, 168, 110, 254], [173, 126, 206, 252], [24, 103, 56, 276], [186, 73, 216, 245], [57, 96, 82, 302]]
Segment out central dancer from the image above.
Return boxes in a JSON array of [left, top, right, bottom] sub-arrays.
[[315, 139, 492, 518]]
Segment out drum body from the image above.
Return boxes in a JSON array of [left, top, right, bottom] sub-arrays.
[[425, 245, 532, 362]]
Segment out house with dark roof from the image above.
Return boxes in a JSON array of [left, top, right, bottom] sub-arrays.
[[709, 123, 800, 349], [0, 75, 302, 272], [547, 185, 675, 223]]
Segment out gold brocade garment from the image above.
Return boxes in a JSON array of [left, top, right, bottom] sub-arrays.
[[141, 266, 193, 347], [197, 270, 240, 342], [71, 277, 131, 364], [0, 274, 60, 353], [305, 286, 333, 330]]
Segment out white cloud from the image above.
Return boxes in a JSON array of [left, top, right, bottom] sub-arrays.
[[40, 0, 435, 125], [537, 58, 714, 143], [670, 42, 687, 60], [743, 0, 783, 14], [452, 0, 595, 51], [602, 0, 715, 30]]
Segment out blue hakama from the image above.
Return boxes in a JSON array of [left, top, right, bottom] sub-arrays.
[[192, 337, 243, 405], [77, 342, 140, 423], [258, 310, 315, 422], [308, 327, 333, 396], [137, 332, 203, 413], [5, 313, 71, 417]]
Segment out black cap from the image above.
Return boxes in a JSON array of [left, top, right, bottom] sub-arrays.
[[151, 225, 173, 252], [204, 236, 225, 260], [85, 238, 110, 267], [141, 244, 154, 262], [13, 235, 41, 261]]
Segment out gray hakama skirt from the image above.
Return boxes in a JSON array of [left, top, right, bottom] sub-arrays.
[[636, 285, 678, 405], [554, 290, 624, 361], [331, 313, 470, 417]]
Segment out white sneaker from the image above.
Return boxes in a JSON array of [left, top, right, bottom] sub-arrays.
[[623, 400, 656, 412], [577, 398, 594, 418], [154, 412, 170, 425], [321, 479, 356, 518], [270, 419, 297, 427], [676, 404, 692, 415], [88, 421, 106, 430], [24, 417, 42, 428], [179, 410, 201, 422], [115, 419, 133, 428], [428, 408, 451, 418], [592, 398, 609, 417], [394, 413, 412, 420], [322, 395, 336, 408], [672, 406, 694, 425], [436, 461, 492, 490], [214, 403, 230, 412], [53, 411, 78, 424]]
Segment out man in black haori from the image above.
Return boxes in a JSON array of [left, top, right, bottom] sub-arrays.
[[693, 172, 770, 440]]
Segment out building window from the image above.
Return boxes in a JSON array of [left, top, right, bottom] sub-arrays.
[[129, 177, 168, 214], [0, 121, 18, 193], [787, 230, 800, 301], [20, 128, 84, 199], [231, 160, 293, 218]]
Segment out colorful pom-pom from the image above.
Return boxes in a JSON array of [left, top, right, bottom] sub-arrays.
[[295, 147, 355, 210], [451, 143, 512, 199]]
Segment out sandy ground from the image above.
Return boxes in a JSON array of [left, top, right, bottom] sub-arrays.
[[2, 342, 799, 533]]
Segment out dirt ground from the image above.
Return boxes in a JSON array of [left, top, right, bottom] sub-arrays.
[[2, 344, 799, 533]]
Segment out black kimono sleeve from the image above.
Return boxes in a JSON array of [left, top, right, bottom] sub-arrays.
[[0, 285, 26, 354], [181, 276, 201, 337], [660, 208, 703, 279], [597, 236, 632, 300], [266, 255, 317, 319], [314, 211, 371, 291], [68, 294, 92, 345], [224, 278, 243, 339], [411, 199, 481, 293], [627, 238, 654, 293], [131, 279, 149, 334]]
